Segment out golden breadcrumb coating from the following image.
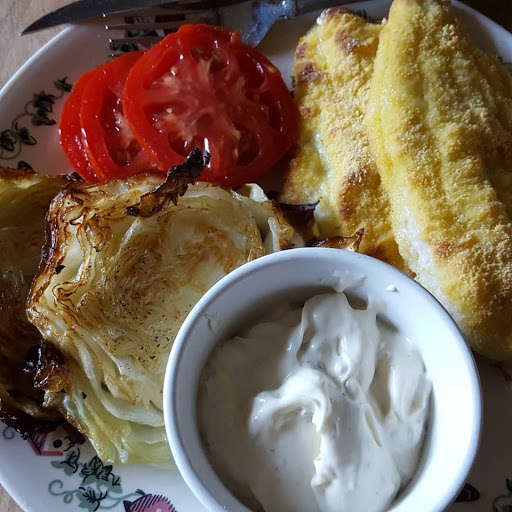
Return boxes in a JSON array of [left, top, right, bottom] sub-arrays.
[[279, 9, 407, 270], [367, 0, 512, 362]]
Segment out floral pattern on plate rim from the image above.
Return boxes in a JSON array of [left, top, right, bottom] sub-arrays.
[[0, 77, 72, 170], [5, 420, 512, 510], [2, 425, 177, 512]]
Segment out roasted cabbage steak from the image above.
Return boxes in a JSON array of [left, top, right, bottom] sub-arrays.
[[28, 169, 296, 465]]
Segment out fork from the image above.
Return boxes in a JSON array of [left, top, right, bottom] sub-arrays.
[[105, 0, 360, 57]]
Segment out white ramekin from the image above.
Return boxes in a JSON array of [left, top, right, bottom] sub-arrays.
[[164, 248, 482, 512]]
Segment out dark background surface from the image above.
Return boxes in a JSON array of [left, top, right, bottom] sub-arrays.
[[464, 0, 512, 31]]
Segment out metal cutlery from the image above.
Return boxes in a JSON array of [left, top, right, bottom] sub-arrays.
[[21, 0, 239, 35], [23, 0, 361, 53]]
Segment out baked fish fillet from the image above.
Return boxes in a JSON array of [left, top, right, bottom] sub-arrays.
[[279, 9, 407, 270], [367, 0, 512, 362]]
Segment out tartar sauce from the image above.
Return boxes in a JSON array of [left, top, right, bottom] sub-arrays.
[[197, 291, 431, 512]]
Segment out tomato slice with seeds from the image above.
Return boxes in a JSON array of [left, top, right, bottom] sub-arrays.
[[80, 51, 159, 179], [59, 69, 101, 182], [123, 24, 298, 188]]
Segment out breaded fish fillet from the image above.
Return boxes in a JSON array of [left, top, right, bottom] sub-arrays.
[[367, 0, 512, 362], [279, 9, 407, 270]]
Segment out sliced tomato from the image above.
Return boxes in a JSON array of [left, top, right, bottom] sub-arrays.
[[123, 25, 298, 188], [80, 51, 159, 179], [59, 69, 101, 182]]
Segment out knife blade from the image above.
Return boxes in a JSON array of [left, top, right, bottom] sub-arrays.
[[21, 0, 231, 35]]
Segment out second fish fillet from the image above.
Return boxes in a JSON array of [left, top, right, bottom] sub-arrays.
[[367, 0, 512, 362]]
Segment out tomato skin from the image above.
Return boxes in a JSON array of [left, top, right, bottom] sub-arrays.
[[80, 51, 158, 179], [59, 69, 102, 182], [123, 24, 298, 188], [60, 25, 298, 186]]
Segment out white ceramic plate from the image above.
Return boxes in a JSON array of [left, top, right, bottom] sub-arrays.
[[1, 1, 512, 511]]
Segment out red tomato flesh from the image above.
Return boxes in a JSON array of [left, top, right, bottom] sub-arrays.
[[80, 51, 159, 179], [123, 25, 298, 188]]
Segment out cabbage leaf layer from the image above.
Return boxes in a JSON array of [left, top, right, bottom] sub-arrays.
[[28, 173, 296, 465]]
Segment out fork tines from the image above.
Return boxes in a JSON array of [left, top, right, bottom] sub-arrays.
[[105, 5, 221, 58]]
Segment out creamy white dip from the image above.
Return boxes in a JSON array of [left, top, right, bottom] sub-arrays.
[[197, 291, 431, 512]]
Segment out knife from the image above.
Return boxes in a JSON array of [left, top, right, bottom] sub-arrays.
[[21, 0, 239, 35]]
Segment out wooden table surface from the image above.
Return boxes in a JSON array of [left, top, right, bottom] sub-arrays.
[[0, 0, 511, 510]]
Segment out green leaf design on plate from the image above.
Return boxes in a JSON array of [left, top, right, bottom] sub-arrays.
[[0, 77, 71, 163], [48, 444, 142, 510], [51, 448, 81, 476]]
